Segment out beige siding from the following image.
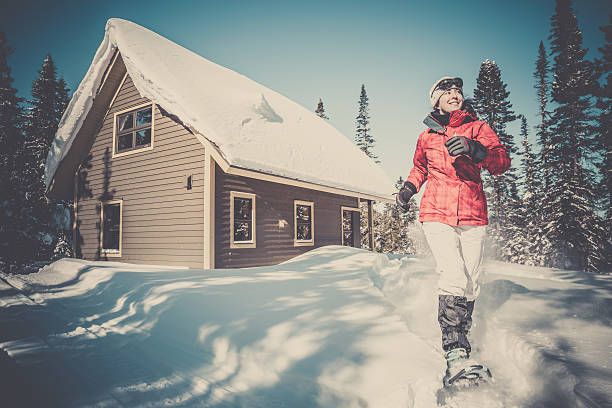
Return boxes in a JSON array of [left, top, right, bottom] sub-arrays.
[[76, 71, 205, 269], [215, 164, 359, 268]]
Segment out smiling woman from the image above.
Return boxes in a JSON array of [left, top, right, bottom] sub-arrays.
[[436, 87, 464, 115], [396, 74, 511, 388]]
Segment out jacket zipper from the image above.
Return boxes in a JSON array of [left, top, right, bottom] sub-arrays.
[[444, 124, 462, 225], [457, 184, 462, 225]]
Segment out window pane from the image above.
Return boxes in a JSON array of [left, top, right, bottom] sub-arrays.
[[118, 133, 133, 151], [234, 221, 252, 241], [234, 198, 252, 220], [118, 113, 133, 131], [136, 108, 152, 126], [297, 224, 312, 241], [296, 204, 312, 241], [103, 204, 120, 250], [136, 129, 151, 146], [296, 205, 311, 223]]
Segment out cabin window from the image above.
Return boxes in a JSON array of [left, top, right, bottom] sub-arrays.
[[294, 200, 314, 246], [230, 191, 256, 248], [101, 200, 122, 256], [113, 104, 154, 156]]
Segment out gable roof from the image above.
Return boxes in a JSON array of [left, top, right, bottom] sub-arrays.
[[45, 19, 395, 200]]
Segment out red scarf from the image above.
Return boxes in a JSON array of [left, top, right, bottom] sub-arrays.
[[448, 110, 478, 127]]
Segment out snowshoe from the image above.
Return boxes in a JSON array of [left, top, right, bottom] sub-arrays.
[[442, 348, 492, 388]]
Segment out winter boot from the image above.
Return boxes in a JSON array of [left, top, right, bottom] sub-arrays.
[[442, 348, 492, 388]]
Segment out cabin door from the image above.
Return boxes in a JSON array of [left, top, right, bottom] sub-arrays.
[[342, 208, 360, 247]]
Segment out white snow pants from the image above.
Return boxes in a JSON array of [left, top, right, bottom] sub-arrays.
[[422, 222, 487, 301]]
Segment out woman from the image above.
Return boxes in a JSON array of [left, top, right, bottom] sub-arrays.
[[396, 76, 510, 387]]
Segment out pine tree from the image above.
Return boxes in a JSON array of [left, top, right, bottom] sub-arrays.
[[472, 59, 519, 260], [594, 15, 612, 270], [0, 32, 27, 267], [534, 41, 552, 193], [20, 54, 71, 262], [508, 115, 542, 265], [527, 40, 560, 268], [374, 177, 412, 253], [25, 55, 69, 171], [355, 84, 378, 162], [519, 116, 537, 206], [360, 200, 371, 250], [386, 177, 418, 254], [315, 98, 329, 120], [540, 0, 606, 272], [0, 33, 22, 192]]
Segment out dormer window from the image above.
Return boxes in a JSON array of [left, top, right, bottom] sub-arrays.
[[114, 104, 154, 156]]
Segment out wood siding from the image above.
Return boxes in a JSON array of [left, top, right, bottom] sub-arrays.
[[215, 163, 359, 268], [76, 68, 205, 269]]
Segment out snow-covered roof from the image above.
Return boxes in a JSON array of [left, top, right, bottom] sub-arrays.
[[45, 18, 395, 200]]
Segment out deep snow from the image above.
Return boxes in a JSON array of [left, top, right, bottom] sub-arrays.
[[0, 246, 610, 407]]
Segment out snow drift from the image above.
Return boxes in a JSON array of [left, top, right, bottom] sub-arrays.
[[1, 247, 610, 407]]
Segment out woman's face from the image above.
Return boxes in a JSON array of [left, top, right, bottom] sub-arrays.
[[437, 87, 463, 114]]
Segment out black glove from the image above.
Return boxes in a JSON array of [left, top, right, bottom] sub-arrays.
[[444, 136, 488, 163], [396, 181, 417, 212]]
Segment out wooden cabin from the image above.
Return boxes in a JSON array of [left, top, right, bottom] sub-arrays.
[[45, 19, 394, 269]]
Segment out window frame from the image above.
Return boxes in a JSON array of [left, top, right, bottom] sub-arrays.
[[112, 103, 155, 158], [294, 200, 315, 247], [230, 191, 256, 249], [100, 199, 123, 257]]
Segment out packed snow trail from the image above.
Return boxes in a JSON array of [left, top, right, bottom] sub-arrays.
[[1, 246, 610, 407], [369, 254, 612, 408]]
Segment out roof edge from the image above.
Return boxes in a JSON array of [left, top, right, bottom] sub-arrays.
[[45, 27, 118, 190], [191, 126, 393, 202]]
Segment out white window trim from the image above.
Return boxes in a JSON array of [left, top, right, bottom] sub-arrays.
[[294, 200, 315, 247], [341, 206, 360, 246], [230, 191, 256, 249], [100, 199, 123, 257], [112, 102, 155, 158]]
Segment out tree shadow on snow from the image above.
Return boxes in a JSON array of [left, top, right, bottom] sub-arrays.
[[0, 251, 396, 407], [478, 279, 530, 312]]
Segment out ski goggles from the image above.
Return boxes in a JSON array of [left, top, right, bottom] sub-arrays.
[[432, 77, 463, 96]]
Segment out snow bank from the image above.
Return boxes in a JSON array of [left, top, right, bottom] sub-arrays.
[[1, 248, 428, 407], [0, 258, 186, 303], [45, 19, 396, 199], [1, 248, 610, 407]]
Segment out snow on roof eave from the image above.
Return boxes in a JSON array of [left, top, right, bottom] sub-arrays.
[[188, 120, 395, 203], [44, 28, 118, 190], [45, 18, 397, 199], [226, 163, 395, 203]]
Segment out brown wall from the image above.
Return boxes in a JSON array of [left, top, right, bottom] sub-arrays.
[[76, 70, 206, 269], [215, 164, 360, 268]]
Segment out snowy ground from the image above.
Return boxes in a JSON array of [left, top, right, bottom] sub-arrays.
[[0, 246, 610, 407]]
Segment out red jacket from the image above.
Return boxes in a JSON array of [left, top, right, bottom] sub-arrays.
[[406, 116, 510, 226]]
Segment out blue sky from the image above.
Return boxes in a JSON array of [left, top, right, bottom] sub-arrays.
[[2, 0, 610, 184]]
